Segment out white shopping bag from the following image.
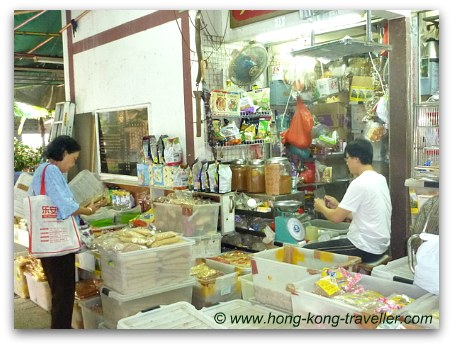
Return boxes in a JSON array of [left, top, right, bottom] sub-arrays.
[[23, 195, 82, 258], [23, 164, 81, 258]]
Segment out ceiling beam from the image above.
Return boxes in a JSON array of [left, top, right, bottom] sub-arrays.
[[14, 10, 47, 31], [15, 31, 61, 37], [27, 10, 90, 54]]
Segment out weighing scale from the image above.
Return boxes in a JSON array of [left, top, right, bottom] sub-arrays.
[[274, 200, 310, 245]]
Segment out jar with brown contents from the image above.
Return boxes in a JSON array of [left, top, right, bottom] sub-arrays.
[[230, 159, 248, 192], [265, 157, 292, 195], [247, 159, 265, 193]]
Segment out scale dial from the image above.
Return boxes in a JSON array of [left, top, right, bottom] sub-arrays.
[[287, 217, 305, 241]]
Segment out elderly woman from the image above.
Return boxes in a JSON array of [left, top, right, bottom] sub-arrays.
[[28, 135, 105, 329]]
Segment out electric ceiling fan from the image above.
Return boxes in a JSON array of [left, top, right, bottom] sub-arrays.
[[228, 42, 269, 86]]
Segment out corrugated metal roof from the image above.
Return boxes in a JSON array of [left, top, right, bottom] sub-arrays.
[[14, 10, 65, 108]]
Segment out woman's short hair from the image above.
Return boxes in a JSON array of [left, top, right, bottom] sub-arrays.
[[344, 138, 373, 164], [43, 135, 81, 161]]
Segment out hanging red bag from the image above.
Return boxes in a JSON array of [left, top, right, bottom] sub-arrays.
[[281, 96, 314, 149]]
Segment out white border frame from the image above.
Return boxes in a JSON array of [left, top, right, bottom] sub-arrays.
[[94, 103, 151, 183]]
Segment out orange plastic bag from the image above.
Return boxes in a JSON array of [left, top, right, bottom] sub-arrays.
[[281, 96, 314, 149]]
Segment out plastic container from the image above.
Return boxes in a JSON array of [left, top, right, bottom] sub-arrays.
[[239, 274, 254, 301], [191, 259, 242, 309], [206, 250, 253, 276], [247, 159, 265, 193], [188, 233, 222, 261], [24, 272, 52, 312], [290, 273, 431, 329], [117, 301, 222, 329], [371, 256, 414, 283], [265, 157, 292, 195], [153, 202, 220, 237], [398, 294, 439, 329], [201, 299, 296, 329], [230, 159, 248, 192], [251, 245, 361, 313], [72, 300, 84, 329], [101, 278, 195, 329], [79, 295, 104, 329], [98, 237, 194, 294]]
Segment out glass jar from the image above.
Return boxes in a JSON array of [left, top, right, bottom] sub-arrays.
[[247, 159, 265, 193], [265, 157, 292, 195], [230, 159, 248, 192]]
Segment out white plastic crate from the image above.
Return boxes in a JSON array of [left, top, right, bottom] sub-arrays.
[[191, 259, 242, 309], [290, 273, 431, 329], [99, 237, 194, 294], [371, 256, 414, 283], [24, 272, 52, 312], [239, 274, 254, 301], [201, 299, 296, 329], [117, 301, 223, 329], [101, 278, 195, 329], [398, 294, 439, 329], [188, 233, 222, 261], [251, 245, 361, 312], [153, 202, 220, 237]]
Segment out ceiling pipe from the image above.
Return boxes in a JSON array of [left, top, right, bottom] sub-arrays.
[[15, 53, 64, 64], [14, 66, 64, 73]]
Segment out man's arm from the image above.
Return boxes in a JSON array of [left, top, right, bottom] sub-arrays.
[[314, 197, 351, 223]]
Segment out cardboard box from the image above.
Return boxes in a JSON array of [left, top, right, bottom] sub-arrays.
[[349, 76, 374, 102], [316, 77, 339, 98], [312, 102, 347, 128], [149, 163, 164, 187], [137, 163, 150, 186], [324, 91, 349, 104]]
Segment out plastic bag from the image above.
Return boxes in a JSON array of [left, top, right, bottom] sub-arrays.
[[364, 120, 385, 142], [281, 96, 314, 149], [413, 233, 439, 295]]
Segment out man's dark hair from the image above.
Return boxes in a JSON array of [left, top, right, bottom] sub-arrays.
[[43, 135, 81, 161], [344, 138, 373, 164]]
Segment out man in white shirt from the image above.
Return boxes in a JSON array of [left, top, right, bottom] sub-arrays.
[[304, 138, 392, 262]]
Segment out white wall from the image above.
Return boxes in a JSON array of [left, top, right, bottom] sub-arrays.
[[62, 10, 204, 166]]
